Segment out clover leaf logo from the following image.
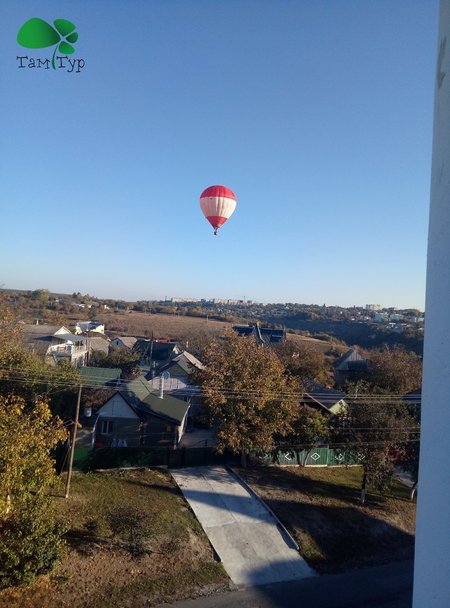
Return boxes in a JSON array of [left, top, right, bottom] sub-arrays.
[[17, 18, 78, 70]]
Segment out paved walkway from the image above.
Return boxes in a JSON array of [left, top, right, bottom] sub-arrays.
[[171, 466, 312, 586]]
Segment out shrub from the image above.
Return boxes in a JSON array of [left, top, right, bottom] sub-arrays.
[[0, 500, 66, 588]]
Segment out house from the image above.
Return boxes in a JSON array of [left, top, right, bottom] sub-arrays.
[[80, 366, 121, 387], [333, 348, 369, 387], [302, 382, 347, 416], [147, 351, 204, 391], [87, 334, 111, 356], [21, 324, 88, 366], [232, 324, 286, 345], [111, 336, 137, 350], [75, 321, 105, 335], [133, 338, 180, 365], [147, 351, 205, 423], [93, 376, 190, 448]]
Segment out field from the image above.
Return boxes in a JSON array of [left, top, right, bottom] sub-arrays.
[[101, 311, 230, 342], [0, 469, 229, 608], [82, 310, 339, 354], [236, 465, 415, 574]]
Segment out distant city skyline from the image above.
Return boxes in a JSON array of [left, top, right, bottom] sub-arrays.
[[0, 284, 424, 311], [1, 1, 438, 311]]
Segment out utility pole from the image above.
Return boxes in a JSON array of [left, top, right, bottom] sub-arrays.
[[65, 384, 82, 499]]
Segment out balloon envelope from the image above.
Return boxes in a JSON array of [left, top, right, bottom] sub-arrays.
[[200, 185, 237, 234]]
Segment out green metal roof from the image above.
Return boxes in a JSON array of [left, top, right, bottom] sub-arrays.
[[80, 366, 121, 386], [121, 376, 189, 425]]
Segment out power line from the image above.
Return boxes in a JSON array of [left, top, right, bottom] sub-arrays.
[[0, 372, 422, 406]]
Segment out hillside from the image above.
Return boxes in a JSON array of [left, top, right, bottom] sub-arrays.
[[57, 310, 337, 356]]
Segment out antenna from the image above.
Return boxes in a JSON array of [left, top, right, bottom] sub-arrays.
[[159, 370, 171, 398]]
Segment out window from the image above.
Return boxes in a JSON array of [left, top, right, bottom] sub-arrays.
[[100, 419, 113, 435]]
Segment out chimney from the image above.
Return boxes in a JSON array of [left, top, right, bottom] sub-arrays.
[[159, 374, 165, 399], [35, 319, 39, 325]]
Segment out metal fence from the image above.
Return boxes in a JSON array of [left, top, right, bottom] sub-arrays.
[[256, 446, 361, 466]]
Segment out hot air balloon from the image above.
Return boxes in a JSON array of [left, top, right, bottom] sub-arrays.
[[200, 185, 237, 235]]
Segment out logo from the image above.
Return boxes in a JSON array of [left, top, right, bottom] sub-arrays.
[[17, 18, 85, 72]]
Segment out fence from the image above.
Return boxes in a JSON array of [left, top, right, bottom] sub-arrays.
[[256, 446, 361, 466], [73, 445, 361, 471], [73, 446, 239, 471]]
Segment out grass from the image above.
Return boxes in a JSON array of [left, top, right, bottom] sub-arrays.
[[0, 469, 229, 608], [236, 465, 416, 574]]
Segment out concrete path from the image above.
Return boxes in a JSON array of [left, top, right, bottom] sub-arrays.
[[171, 466, 312, 586]]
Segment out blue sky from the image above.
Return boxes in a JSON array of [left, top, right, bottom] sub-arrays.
[[0, 1, 438, 309]]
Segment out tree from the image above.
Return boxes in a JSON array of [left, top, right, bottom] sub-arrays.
[[330, 392, 412, 504], [194, 331, 298, 465], [0, 394, 67, 587], [89, 346, 140, 380], [281, 406, 329, 465], [0, 297, 81, 417], [274, 340, 327, 384], [366, 345, 422, 394], [398, 435, 420, 501], [30, 289, 50, 304], [396, 398, 421, 501]]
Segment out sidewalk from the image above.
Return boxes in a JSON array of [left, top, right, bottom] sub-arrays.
[[172, 466, 312, 586]]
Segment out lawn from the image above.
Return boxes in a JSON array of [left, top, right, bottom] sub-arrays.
[[235, 465, 416, 574], [0, 469, 229, 608]]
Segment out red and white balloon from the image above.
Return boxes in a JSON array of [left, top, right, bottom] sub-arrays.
[[199, 185, 237, 235]]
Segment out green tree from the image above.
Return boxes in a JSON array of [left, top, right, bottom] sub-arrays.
[[194, 331, 297, 465], [282, 406, 329, 465], [30, 289, 50, 304], [0, 394, 67, 587], [331, 393, 412, 504], [89, 346, 140, 380]]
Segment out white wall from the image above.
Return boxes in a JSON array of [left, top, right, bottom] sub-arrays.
[[413, 2, 450, 606], [98, 394, 139, 419]]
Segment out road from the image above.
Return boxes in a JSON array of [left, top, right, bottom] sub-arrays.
[[158, 559, 413, 608]]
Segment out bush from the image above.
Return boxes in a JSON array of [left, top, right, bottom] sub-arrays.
[[0, 500, 66, 588]]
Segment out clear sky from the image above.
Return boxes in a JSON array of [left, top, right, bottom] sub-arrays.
[[0, 0, 438, 309]]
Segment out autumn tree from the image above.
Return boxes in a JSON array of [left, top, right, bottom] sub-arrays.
[[365, 345, 422, 394], [274, 340, 328, 384], [0, 297, 81, 417], [0, 394, 67, 587], [396, 396, 421, 500], [195, 331, 298, 465]]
